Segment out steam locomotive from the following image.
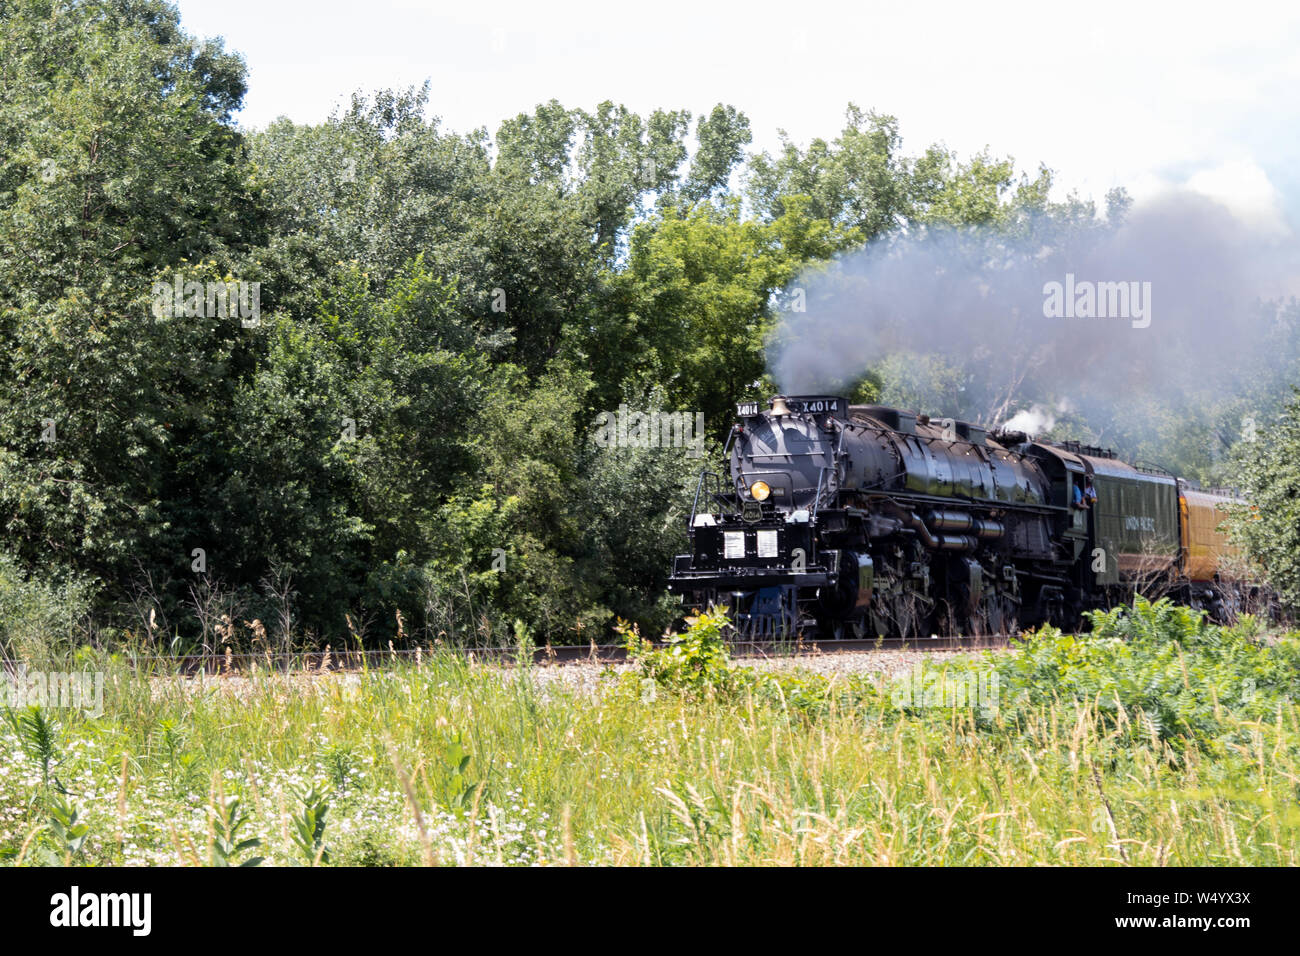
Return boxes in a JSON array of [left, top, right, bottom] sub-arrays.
[[667, 395, 1244, 638]]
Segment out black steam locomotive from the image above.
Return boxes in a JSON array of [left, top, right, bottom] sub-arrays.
[[667, 395, 1242, 638]]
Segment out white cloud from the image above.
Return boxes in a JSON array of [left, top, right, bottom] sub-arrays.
[[1125, 159, 1290, 239], [1184, 160, 1291, 238]]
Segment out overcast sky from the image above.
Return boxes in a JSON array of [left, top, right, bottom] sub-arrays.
[[175, 0, 1300, 236]]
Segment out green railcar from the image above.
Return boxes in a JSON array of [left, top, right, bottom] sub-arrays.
[[1084, 457, 1181, 581]]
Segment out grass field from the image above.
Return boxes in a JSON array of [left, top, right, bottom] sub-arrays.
[[2, 599, 1299, 866]]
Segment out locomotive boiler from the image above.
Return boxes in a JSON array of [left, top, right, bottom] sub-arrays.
[[667, 395, 1243, 637]]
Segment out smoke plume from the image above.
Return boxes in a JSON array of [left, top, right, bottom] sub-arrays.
[[766, 191, 1300, 467]]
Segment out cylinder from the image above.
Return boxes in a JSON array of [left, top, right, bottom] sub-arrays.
[[928, 510, 1003, 540], [927, 509, 974, 532]]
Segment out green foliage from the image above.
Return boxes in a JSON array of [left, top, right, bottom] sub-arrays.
[[208, 259, 499, 634], [435, 731, 482, 812], [2, 626, 1298, 866], [158, 718, 201, 797], [0, 553, 92, 663], [605, 198, 850, 427], [40, 795, 90, 865], [1227, 387, 1300, 612], [623, 608, 737, 699], [872, 352, 972, 419], [318, 743, 358, 796], [290, 788, 331, 866], [0, 0, 261, 630], [995, 597, 1300, 751], [745, 104, 1051, 239], [7, 705, 61, 792], [209, 795, 264, 867], [623, 595, 1300, 761], [683, 105, 752, 203], [0, 0, 256, 307], [747, 106, 924, 238], [569, 387, 701, 629]]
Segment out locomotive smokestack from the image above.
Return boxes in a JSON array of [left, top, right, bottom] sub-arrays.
[[770, 395, 792, 417]]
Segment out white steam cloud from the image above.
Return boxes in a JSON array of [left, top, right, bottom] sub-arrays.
[[1001, 403, 1058, 436]]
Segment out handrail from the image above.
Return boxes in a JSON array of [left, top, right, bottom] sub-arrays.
[[811, 465, 829, 520], [687, 426, 737, 527], [806, 424, 843, 522], [722, 425, 738, 459], [689, 469, 713, 527], [689, 469, 735, 526]]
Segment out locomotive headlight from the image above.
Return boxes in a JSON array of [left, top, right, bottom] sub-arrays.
[[750, 480, 771, 502]]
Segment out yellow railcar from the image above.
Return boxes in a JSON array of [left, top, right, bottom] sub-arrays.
[[1177, 484, 1240, 583]]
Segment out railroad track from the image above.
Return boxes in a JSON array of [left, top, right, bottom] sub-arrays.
[[128, 632, 1017, 676]]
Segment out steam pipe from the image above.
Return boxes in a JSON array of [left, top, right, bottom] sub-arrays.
[[904, 511, 977, 551]]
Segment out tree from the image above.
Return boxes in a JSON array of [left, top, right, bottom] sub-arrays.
[[0, 0, 257, 307], [683, 105, 752, 203], [1227, 388, 1300, 613], [205, 260, 500, 635], [246, 85, 494, 314], [745, 105, 937, 240], [602, 197, 852, 431], [0, 0, 260, 604]]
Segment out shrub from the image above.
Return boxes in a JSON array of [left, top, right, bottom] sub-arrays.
[[994, 596, 1300, 752], [0, 554, 93, 665], [621, 608, 738, 699]]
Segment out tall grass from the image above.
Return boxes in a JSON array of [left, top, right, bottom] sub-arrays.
[[1, 599, 1297, 865], [0, 553, 94, 668]]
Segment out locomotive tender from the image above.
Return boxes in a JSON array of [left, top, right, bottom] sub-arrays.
[[667, 395, 1241, 637]]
